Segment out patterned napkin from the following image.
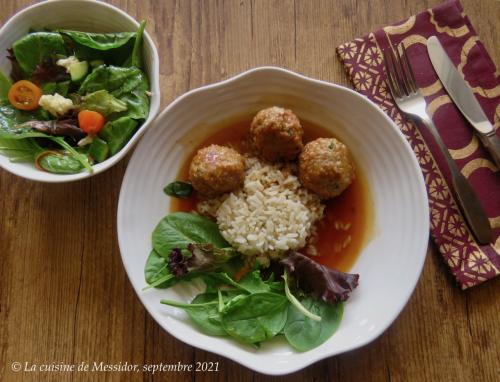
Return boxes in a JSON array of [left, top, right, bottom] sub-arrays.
[[337, 0, 500, 289]]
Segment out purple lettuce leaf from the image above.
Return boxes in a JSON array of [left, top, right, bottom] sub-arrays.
[[32, 58, 70, 84], [21, 119, 85, 138], [280, 252, 359, 304], [168, 244, 237, 277], [7, 48, 23, 82]]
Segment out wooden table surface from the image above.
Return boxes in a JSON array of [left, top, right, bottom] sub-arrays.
[[1, 1, 499, 381]]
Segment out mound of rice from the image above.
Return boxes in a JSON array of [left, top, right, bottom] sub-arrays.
[[198, 157, 324, 258]]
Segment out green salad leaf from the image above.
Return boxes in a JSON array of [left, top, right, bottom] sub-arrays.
[[151, 212, 230, 257], [99, 116, 138, 155], [12, 32, 67, 75], [79, 65, 149, 120], [0, 130, 91, 173], [60, 30, 136, 51], [163, 181, 193, 198], [0, 136, 42, 162], [37, 151, 83, 174], [220, 292, 288, 344], [284, 297, 344, 352], [144, 249, 174, 289], [130, 20, 146, 69], [0, 70, 12, 101], [40, 81, 70, 97], [80, 90, 127, 116]]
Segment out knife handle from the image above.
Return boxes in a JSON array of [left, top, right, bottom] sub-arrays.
[[479, 131, 500, 170]]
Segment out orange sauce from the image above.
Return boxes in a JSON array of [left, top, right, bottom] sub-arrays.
[[171, 119, 373, 272]]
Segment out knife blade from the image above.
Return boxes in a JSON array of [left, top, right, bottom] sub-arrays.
[[427, 36, 500, 169]]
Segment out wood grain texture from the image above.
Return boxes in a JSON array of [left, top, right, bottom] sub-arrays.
[[0, 1, 499, 381]]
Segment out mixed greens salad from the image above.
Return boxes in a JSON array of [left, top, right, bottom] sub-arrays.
[[144, 206, 359, 352], [0, 22, 150, 174]]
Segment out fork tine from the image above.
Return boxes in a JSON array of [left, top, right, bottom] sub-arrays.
[[394, 44, 411, 96], [383, 48, 401, 99], [400, 43, 418, 93]]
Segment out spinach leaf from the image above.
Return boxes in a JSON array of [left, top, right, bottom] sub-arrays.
[[284, 297, 344, 352], [37, 151, 83, 174], [0, 130, 91, 172], [238, 270, 271, 293], [144, 249, 176, 289], [152, 212, 230, 257], [60, 30, 135, 51], [12, 32, 67, 75], [220, 292, 288, 344], [99, 116, 138, 155], [0, 70, 12, 101], [0, 105, 32, 131], [161, 295, 224, 337], [130, 20, 146, 69], [79, 65, 149, 120], [80, 90, 127, 116], [40, 81, 70, 97], [0, 136, 42, 162], [163, 181, 193, 198]]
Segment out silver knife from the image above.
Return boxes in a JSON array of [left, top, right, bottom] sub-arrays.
[[427, 36, 500, 169]]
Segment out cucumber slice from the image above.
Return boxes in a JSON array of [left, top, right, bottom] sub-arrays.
[[89, 59, 105, 68], [88, 137, 109, 163], [69, 61, 89, 82]]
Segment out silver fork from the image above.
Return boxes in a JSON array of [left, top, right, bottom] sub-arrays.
[[383, 44, 492, 244]]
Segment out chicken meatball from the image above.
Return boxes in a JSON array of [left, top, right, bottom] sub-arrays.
[[250, 106, 303, 162], [298, 138, 355, 198], [189, 144, 245, 197]]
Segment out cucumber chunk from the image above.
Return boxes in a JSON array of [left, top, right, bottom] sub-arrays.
[[69, 61, 89, 82], [89, 59, 105, 69], [88, 137, 109, 163]]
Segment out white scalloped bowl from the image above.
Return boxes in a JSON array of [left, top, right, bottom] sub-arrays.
[[0, 0, 160, 182], [118, 67, 429, 375]]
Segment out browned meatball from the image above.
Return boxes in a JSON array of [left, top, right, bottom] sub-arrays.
[[299, 138, 355, 198], [250, 106, 303, 162], [189, 144, 245, 197]]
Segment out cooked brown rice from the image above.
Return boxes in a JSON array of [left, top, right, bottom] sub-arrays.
[[198, 157, 324, 258]]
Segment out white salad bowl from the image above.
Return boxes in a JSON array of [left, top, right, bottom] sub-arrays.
[[0, 0, 160, 182], [117, 67, 429, 375]]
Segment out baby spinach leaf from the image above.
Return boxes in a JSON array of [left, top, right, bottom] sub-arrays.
[[59, 30, 136, 51], [0, 70, 12, 101], [80, 90, 127, 116], [163, 181, 193, 198], [0, 136, 42, 162], [0, 130, 91, 172], [37, 151, 83, 174], [79, 65, 149, 120], [12, 32, 67, 75], [238, 270, 271, 294], [99, 116, 138, 155], [130, 20, 146, 69], [220, 292, 288, 344], [40, 81, 70, 97], [152, 212, 230, 257], [0, 105, 31, 131], [144, 249, 176, 289], [284, 297, 343, 352]]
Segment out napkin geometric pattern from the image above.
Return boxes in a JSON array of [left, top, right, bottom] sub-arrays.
[[337, 0, 500, 288]]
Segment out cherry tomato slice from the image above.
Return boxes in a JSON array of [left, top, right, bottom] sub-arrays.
[[8, 80, 42, 111]]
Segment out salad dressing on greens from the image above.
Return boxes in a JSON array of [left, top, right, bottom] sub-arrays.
[[172, 118, 373, 273]]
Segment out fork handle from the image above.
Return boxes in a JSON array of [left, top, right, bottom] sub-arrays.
[[478, 131, 500, 170], [419, 117, 492, 244]]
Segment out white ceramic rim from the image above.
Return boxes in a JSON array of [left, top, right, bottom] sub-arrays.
[[117, 66, 429, 375], [0, 0, 161, 182]]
